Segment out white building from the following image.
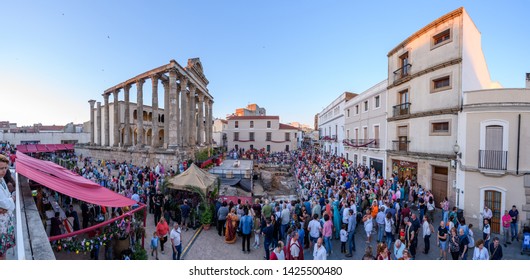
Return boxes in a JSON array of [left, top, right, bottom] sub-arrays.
[[457, 85, 530, 233], [225, 116, 299, 153], [344, 80, 387, 177], [212, 118, 228, 148], [318, 92, 357, 156], [386, 7, 496, 207]]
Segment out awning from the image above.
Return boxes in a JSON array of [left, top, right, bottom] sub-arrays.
[[36, 144, 48, 152], [15, 152, 135, 207], [26, 144, 37, 153], [16, 145, 28, 153]]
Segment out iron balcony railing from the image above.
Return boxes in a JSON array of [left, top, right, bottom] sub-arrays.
[[344, 139, 379, 148], [392, 139, 410, 152], [393, 63, 412, 82], [479, 150, 508, 170], [392, 102, 411, 117]]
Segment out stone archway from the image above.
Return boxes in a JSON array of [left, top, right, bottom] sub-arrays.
[[146, 129, 152, 146]]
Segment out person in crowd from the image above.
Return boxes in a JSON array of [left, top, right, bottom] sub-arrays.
[[269, 241, 285, 260], [156, 217, 170, 254], [225, 208, 239, 244], [448, 227, 460, 260], [363, 209, 373, 244], [322, 213, 333, 256], [393, 239, 405, 259], [340, 224, 348, 254], [458, 227, 469, 260], [239, 207, 253, 253], [483, 219, 491, 249], [509, 205, 520, 242], [489, 236, 503, 260], [313, 237, 327, 260], [422, 216, 433, 254], [376, 242, 391, 260], [308, 214, 322, 249], [170, 222, 182, 260], [150, 231, 159, 260], [180, 199, 191, 231], [437, 221, 448, 260], [217, 201, 228, 237], [472, 239, 489, 260], [502, 210, 512, 246], [262, 218, 274, 260], [346, 209, 356, 257], [0, 154, 16, 260]]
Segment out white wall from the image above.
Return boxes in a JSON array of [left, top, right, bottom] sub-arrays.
[[1, 132, 90, 145]]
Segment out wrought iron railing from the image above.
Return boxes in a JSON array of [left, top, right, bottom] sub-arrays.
[[479, 150, 508, 170], [392, 102, 411, 117], [393, 63, 412, 81], [392, 139, 410, 152]]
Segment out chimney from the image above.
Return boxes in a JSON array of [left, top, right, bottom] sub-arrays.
[[526, 73, 530, 88]]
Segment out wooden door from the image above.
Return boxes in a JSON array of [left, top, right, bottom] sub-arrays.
[[431, 166, 448, 208], [484, 190, 501, 233]]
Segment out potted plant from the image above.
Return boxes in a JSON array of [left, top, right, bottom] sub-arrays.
[[200, 205, 213, 230]]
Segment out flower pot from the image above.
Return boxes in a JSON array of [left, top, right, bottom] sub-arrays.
[[203, 224, 211, 230], [114, 236, 130, 257]]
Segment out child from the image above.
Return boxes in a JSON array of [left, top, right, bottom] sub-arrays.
[[340, 224, 348, 253], [399, 224, 406, 242], [151, 231, 159, 260]]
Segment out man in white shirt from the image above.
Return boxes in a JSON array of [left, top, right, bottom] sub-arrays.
[[170, 222, 182, 260], [308, 214, 322, 249], [342, 202, 352, 225], [313, 237, 327, 260]]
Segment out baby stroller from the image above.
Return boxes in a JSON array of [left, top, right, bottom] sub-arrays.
[[521, 225, 530, 255]]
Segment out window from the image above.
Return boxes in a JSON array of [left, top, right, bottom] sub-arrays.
[[353, 154, 358, 166], [399, 52, 410, 77], [285, 132, 290, 141], [374, 95, 380, 108], [362, 156, 367, 166], [249, 132, 254, 141], [234, 132, 239, 141], [295, 133, 297, 138], [433, 29, 451, 46], [364, 101, 369, 111], [347, 109, 350, 117], [266, 145, 270, 152], [355, 105, 359, 115], [267, 121, 271, 128], [235, 121, 239, 128], [346, 130, 350, 139], [266, 132, 272, 141], [250, 121, 254, 128], [363, 127, 368, 141], [430, 121, 450, 136], [431, 75, 451, 92]]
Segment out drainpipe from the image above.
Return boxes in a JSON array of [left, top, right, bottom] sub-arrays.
[[516, 114, 521, 175]]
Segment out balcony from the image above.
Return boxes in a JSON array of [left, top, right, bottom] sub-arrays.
[[344, 139, 380, 148], [479, 150, 508, 170], [392, 139, 410, 152], [393, 63, 412, 82], [392, 102, 411, 117]]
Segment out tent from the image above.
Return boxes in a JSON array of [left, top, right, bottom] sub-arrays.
[[15, 151, 135, 207], [167, 163, 218, 195]]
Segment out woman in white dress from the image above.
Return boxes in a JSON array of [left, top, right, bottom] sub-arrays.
[[0, 155, 16, 260]]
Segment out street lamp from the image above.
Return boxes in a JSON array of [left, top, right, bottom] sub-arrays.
[[453, 143, 462, 158]]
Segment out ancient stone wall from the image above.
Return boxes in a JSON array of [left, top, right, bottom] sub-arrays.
[[75, 146, 193, 167]]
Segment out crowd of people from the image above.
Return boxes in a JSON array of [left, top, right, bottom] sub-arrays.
[[210, 148, 519, 260], [0, 141, 524, 260]]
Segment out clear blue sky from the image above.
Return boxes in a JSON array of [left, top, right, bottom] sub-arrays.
[[1, 0, 528, 126]]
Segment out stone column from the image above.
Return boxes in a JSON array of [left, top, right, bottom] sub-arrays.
[[123, 84, 131, 147], [151, 74, 159, 148], [88, 100, 96, 145], [96, 101, 102, 145], [197, 93, 204, 145], [136, 79, 145, 147], [180, 77, 189, 147], [103, 93, 110, 147], [189, 84, 197, 146], [113, 89, 120, 147], [168, 69, 179, 149], [209, 99, 214, 144], [179, 76, 188, 147], [162, 80, 169, 148], [205, 98, 211, 144]]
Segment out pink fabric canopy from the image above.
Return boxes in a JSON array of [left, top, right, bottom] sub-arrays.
[[15, 152, 135, 207], [16, 143, 75, 153]]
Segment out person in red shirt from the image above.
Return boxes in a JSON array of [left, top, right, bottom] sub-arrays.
[[501, 210, 511, 246]]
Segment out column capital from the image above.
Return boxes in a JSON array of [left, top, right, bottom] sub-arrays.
[[179, 75, 188, 86], [113, 88, 120, 96], [197, 91, 204, 101], [123, 83, 132, 91], [102, 93, 110, 100], [188, 82, 196, 93], [136, 78, 145, 87], [150, 74, 160, 84], [168, 67, 178, 75], [89, 99, 96, 106]]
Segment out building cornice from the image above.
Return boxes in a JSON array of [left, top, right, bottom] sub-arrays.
[[387, 7, 464, 57]]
